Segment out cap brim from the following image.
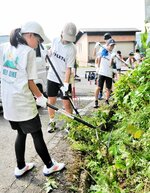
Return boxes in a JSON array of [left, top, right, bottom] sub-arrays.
[[63, 34, 76, 42], [109, 43, 115, 46], [42, 34, 51, 44]]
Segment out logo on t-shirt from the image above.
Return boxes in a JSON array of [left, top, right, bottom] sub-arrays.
[[53, 51, 65, 62], [2, 52, 19, 79]]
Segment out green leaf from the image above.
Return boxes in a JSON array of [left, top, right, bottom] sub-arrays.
[[133, 130, 143, 139], [115, 160, 126, 170], [43, 177, 58, 193], [126, 124, 136, 135]]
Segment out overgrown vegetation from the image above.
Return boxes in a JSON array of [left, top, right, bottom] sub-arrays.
[[43, 177, 58, 193], [67, 33, 150, 192]]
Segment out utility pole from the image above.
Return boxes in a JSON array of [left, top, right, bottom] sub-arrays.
[[145, 0, 150, 31]]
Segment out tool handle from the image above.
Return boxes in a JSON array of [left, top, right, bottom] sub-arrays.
[[47, 103, 59, 111], [40, 44, 63, 86], [41, 44, 81, 116], [47, 103, 96, 129], [98, 43, 130, 68], [73, 116, 96, 129]]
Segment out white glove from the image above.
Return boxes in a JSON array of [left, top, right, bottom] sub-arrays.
[[41, 49, 49, 59], [60, 82, 69, 96], [112, 69, 117, 74], [36, 95, 47, 108], [95, 42, 100, 48]]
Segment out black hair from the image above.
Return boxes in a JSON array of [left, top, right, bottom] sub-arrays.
[[135, 48, 140, 52], [129, 52, 134, 56], [104, 33, 112, 40], [10, 28, 27, 48], [117, 50, 121, 55], [33, 33, 43, 43], [35, 44, 41, 57]]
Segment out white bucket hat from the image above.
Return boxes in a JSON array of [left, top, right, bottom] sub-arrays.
[[62, 22, 77, 42], [20, 21, 50, 44]]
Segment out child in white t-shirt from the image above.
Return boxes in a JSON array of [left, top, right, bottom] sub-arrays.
[[126, 52, 136, 69], [0, 21, 65, 178], [113, 50, 124, 80], [94, 38, 116, 107], [93, 33, 112, 100], [47, 22, 77, 133]]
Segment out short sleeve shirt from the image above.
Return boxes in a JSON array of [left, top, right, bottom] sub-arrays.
[[47, 37, 76, 83], [0, 43, 38, 121], [98, 48, 113, 78]]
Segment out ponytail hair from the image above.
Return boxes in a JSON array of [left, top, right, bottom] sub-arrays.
[[10, 28, 27, 48]]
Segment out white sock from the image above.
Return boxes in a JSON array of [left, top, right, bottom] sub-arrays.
[[50, 118, 55, 123]]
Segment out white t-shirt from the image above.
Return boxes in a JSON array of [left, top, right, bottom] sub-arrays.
[[113, 54, 123, 69], [0, 43, 38, 121], [47, 37, 76, 83], [98, 48, 113, 78], [134, 53, 141, 62], [125, 57, 135, 69]]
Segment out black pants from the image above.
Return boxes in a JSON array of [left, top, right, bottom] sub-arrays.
[[15, 129, 52, 169]]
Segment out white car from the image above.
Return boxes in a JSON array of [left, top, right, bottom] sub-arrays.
[[0, 36, 49, 110], [34, 45, 49, 97], [0, 35, 10, 110], [0, 71, 2, 110]]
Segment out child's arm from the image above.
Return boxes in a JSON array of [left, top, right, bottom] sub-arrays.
[[28, 80, 42, 98]]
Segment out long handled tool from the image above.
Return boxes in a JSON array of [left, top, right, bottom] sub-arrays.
[[47, 103, 97, 129], [46, 103, 109, 148], [98, 42, 130, 68], [40, 44, 81, 117], [72, 76, 80, 109]]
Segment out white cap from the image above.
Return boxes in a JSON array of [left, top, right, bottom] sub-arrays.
[[20, 21, 50, 44], [62, 22, 77, 42]]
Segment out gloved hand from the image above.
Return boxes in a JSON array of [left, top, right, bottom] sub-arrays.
[[95, 42, 100, 48], [60, 82, 69, 96], [41, 49, 49, 59], [36, 94, 47, 108]]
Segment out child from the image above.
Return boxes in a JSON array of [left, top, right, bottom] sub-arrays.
[[94, 33, 112, 100], [113, 50, 124, 80], [47, 22, 77, 133], [126, 52, 136, 69], [94, 38, 116, 107], [0, 21, 65, 178]]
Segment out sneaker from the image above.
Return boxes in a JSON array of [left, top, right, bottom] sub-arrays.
[[105, 100, 109, 105], [43, 159, 65, 176], [47, 121, 58, 133], [14, 163, 35, 178], [98, 92, 103, 100], [94, 100, 99, 108]]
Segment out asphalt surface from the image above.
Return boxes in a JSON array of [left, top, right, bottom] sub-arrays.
[[0, 66, 97, 193]]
